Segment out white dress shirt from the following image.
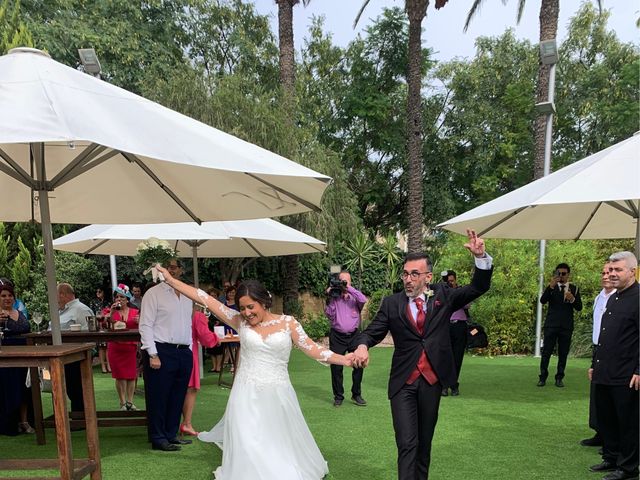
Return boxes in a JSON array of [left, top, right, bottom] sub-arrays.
[[139, 282, 193, 356], [56, 298, 94, 331], [592, 288, 615, 344]]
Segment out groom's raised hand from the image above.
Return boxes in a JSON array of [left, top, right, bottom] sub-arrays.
[[353, 344, 369, 368], [463, 229, 486, 258]]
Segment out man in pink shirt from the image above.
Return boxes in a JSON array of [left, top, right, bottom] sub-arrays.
[[324, 270, 368, 407]]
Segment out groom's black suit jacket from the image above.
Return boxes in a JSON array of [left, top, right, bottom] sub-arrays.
[[357, 266, 492, 399]]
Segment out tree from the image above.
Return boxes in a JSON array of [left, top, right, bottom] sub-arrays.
[[465, 0, 603, 180], [554, 2, 639, 165], [0, 0, 32, 54], [356, 0, 449, 252], [21, 0, 192, 93]]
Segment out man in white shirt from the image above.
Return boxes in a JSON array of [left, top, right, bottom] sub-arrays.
[[140, 259, 193, 451], [580, 262, 615, 447], [56, 283, 94, 413]]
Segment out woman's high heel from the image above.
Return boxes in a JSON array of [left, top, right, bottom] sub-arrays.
[[179, 424, 199, 437]]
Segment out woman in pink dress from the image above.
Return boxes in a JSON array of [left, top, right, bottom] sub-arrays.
[[106, 284, 140, 411], [180, 308, 219, 437]]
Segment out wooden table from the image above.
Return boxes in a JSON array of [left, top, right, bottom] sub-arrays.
[[217, 336, 240, 388], [25, 331, 148, 441], [0, 344, 101, 480]]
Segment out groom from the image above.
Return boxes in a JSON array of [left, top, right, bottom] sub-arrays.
[[353, 230, 492, 479]]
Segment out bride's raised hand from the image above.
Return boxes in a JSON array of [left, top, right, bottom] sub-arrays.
[[154, 264, 172, 283]]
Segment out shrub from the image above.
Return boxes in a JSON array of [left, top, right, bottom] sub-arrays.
[[362, 288, 392, 329], [302, 312, 330, 340]]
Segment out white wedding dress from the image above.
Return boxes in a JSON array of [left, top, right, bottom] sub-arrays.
[[198, 314, 332, 479]]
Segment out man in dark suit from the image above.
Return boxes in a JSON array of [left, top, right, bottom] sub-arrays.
[[588, 251, 638, 480], [353, 229, 492, 480], [537, 262, 583, 387]]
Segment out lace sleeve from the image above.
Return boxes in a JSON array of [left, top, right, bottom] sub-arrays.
[[288, 316, 335, 365], [196, 288, 241, 331]]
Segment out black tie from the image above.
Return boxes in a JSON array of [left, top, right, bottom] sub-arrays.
[[560, 285, 565, 293]]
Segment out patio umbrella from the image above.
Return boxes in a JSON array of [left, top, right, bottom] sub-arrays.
[[52, 219, 326, 286], [438, 133, 640, 256], [0, 48, 331, 343]]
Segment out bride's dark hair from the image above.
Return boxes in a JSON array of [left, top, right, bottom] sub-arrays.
[[235, 280, 272, 309]]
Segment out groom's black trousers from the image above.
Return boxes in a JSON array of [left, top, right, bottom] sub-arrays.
[[390, 377, 443, 480]]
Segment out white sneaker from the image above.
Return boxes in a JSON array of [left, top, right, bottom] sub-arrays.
[[120, 403, 128, 411], [126, 402, 138, 411]]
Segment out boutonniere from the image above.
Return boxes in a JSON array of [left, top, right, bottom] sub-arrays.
[[425, 289, 435, 298]]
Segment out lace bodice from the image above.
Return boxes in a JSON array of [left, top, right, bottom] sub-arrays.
[[235, 315, 333, 388]]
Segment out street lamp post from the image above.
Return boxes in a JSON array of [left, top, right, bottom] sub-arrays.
[[533, 40, 558, 357]]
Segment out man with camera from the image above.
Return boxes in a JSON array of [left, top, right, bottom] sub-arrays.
[[324, 268, 368, 407], [538, 263, 582, 387]]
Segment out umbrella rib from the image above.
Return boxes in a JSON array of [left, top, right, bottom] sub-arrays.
[[575, 203, 603, 239], [624, 200, 639, 218], [245, 173, 321, 213], [122, 152, 202, 224], [242, 238, 264, 257], [605, 201, 636, 218], [72, 149, 120, 178], [0, 147, 35, 187], [83, 239, 110, 255], [49, 143, 103, 188], [477, 206, 531, 237], [305, 242, 326, 253]]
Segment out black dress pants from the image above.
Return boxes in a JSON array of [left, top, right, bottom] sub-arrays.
[[143, 344, 192, 446], [390, 377, 442, 480], [595, 384, 639, 474], [64, 363, 84, 412], [449, 321, 467, 389], [539, 327, 572, 381], [329, 329, 363, 401]]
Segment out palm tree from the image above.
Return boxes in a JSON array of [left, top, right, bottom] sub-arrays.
[[465, 0, 602, 180], [356, 1, 449, 253], [275, 0, 310, 315]]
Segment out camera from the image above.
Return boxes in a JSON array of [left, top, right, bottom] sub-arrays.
[[553, 269, 560, 278], [328, 265, 347, 299]]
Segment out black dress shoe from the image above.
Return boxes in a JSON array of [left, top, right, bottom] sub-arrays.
[[441, 388, 449, 396], [603, 469, 640, 480], [169, 438, 192, 445], [555, 379, 565, 387], [450, 387, 460, 396], [537, 380, 546, 387], [333, 398, 343, 407], [580, 434, 603, 447], [152, 442, 181, 451], [351, 395, 367, 406], [589, 461, 617, 472]]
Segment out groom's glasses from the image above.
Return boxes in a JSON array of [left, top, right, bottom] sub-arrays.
[[400, 271, 430, 280]]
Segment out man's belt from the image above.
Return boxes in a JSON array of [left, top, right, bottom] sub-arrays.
[[157, 342, 190, 349]]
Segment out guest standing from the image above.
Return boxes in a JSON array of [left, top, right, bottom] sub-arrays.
[[324, 270, 368, 406], [537, 263, 582, 387], [139, 259, 193, 452], [588, 252, 638, 480], [179, 309, 219, 437], [0, 283, 32, 435], [106, 284, 139, 411]]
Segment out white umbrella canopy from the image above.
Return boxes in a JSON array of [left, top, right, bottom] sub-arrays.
[[439, 133, 640, 255], [52, 219, 326, 258], [0, 48, 331, 343]]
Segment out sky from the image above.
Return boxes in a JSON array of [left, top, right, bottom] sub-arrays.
[[252, 0, 639, 62]]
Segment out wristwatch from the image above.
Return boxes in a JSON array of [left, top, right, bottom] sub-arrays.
[[149, 354, 158, 359]]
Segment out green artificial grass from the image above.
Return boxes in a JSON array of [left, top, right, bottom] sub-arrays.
[[0, 349, 600, 479]]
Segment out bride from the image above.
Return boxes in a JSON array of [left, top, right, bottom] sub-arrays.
[[156, 265, 355, 479]]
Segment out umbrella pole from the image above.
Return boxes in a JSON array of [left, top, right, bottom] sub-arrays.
[[534, 240, 546, 357], [34, 143, 62, 345]]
